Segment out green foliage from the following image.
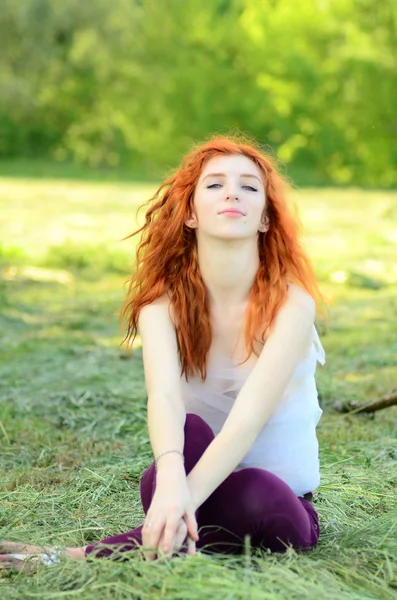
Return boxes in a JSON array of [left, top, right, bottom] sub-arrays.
[[0, 0, 396, 185], [0, 244, 27, 265]]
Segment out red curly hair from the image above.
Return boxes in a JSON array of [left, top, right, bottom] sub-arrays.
[[122, 134, 327, 379]]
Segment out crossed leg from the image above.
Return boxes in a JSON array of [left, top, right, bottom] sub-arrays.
[[85, 413, 319, 559], [1, 413, 319, 566]]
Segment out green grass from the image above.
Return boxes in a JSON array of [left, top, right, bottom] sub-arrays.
[[0, 158, 158, 183], [0, 174, 396, 599]]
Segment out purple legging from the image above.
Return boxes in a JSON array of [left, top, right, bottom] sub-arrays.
[[85, 414, 320, 559]]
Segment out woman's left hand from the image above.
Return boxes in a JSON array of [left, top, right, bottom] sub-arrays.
[[158, 517, 197, 557]]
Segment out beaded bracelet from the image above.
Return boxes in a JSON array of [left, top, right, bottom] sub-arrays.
[[154, 449, 185, 471]]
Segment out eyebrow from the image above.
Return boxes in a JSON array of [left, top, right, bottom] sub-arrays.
[[202, 172, 262, 184]]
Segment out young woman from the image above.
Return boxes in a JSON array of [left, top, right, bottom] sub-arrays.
[[1, 136, 327, 570]]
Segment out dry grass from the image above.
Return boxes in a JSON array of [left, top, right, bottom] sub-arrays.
[[0, 176, 396, 599]]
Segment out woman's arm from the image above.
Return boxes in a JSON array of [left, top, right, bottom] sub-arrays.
[[139, 297, 186, 463], [186, 284, 316, 510], [138, 297, 198, 557]]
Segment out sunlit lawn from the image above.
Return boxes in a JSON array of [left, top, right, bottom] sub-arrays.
[[0, 175, 396, 599]]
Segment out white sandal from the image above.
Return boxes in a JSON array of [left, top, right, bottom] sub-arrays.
[[7, 547, 62, 567]]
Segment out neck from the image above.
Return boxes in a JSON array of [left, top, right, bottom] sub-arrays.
[[196, 233, 260, 310]]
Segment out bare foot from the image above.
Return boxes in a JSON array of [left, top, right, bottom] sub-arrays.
[[0, 540, 49, 554], [0, 540, 86, 573], [0, 553, 37, 573]]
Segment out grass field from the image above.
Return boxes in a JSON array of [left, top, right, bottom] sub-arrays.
[[0, 175, 396, 599]]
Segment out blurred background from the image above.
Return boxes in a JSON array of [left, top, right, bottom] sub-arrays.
[[0, 0, 396, 186], [1, 0, 397, 390], [0, 0, 396, 433], [1, 0, 396, 387]]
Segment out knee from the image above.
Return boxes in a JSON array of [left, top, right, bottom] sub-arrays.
[[231, 469, 296, 521], [235, 470, 271, 521], [140, 463, 156, 513], [184, 413, 214, 447], [183, 413, 214, 473]]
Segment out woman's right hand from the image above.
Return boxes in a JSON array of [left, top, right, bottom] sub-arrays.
[[142, 471, 198, 560]]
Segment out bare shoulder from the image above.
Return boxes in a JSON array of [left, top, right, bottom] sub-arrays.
[[138, 294, 181, 399], [139, 293, 175, 323], [286, 282, 316, 316], [138, 293, 177, 355], [140, 293, 170, 311]]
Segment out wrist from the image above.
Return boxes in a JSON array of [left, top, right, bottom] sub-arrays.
[[155, 449, 184, 471], [155, 452, 185, 476], [186, 478, 201, 512]]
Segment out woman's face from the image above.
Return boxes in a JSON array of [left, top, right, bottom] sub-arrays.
[[188, 154, 269, 239]]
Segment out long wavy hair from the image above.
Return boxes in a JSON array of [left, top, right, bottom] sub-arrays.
[[122, 134, 327, 379]]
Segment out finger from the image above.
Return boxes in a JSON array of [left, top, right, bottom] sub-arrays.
[[172, 521, 188, 554], [157, 531, 175, 558], [185, 511, 199, 541], [143, 534, 161, 561], [187, 535, 196, 556], [142, 515, 161, 547], [143, 549, 156, 562], [0, 555, 25, 571], [159, 515, 180, 555], [143, 538, 158, 562], [0, 560, 16, 567], [0, 554, 23, 562], [142, 521, 163, 561]]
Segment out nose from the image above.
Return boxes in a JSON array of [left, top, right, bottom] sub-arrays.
[[225, 187, 239, 201], [224, 180, 240, 201]]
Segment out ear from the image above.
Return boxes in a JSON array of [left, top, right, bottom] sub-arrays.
[[263, 215, 270, 231], [259, 215, 270, 233], [185, 214, 198, 229]]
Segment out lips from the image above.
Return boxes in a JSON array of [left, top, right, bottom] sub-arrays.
[[219, 209, 245, 215]]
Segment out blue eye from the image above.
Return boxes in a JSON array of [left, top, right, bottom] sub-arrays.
[[207, 183, 257, 191]]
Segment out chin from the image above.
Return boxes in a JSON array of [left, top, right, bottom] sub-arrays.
[[211, 229, 257, 241]]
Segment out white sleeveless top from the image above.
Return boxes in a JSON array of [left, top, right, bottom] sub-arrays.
[[180, 325, 326, 497]]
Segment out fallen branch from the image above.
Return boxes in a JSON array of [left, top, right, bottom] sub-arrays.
[[333, 390, 397, 414]]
